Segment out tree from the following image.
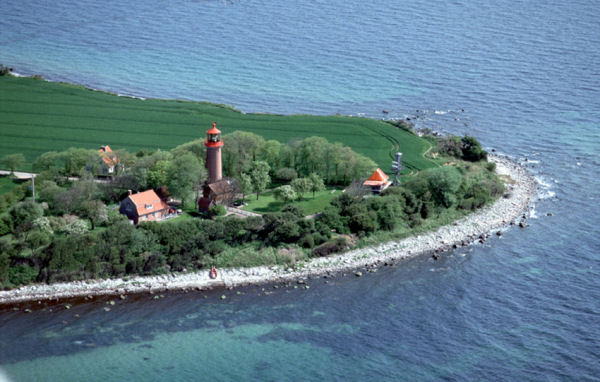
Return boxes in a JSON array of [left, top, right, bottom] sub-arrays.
[[147, 160, 170, 189], [308, 173, 325, 198], [291, 177, 311, 201], [9, 201, 43, 236], [132, 150, 173, 189], [260, 139, 282, 172], [1, 153, 25, 174], [346, 178, 368, 198], [166, 153, 202, 208], [222, 131, 266, 176], [64, 148, 95, 176], [37, 180, 63, 205], [249, 161, 271, 200], [33, 151, 64, 175], [323, 142, 342, 182], [25, 230, 50, 257], [238, 173, 253, 202], [274, 185, 297, 205], [113, 149, 137, 175], [78, 200, 108, 230], [295, 136, 328, 176], [171, 139, 206, 164]]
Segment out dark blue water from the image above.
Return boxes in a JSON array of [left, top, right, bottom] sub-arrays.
[[1, 0, 599, 380]]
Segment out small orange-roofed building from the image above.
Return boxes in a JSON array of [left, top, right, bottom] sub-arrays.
[[363, 168, 392, 193], [98, 145, 118, 174], [119, 189, 174, 224]]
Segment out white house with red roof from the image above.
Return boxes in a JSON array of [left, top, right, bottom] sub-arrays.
[[119, 189, 174, 224], [363, 168, 392, 193]]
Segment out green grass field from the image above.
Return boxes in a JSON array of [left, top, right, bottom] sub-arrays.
[[243, 188, 341, 215], [0, 76, 437, 172], [0, 175, 22, 194]]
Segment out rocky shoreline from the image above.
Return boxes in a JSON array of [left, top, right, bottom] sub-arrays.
[[0, 154, 537, 305]]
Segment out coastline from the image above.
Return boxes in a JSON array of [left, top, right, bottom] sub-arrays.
[[0, 154, 537, 305]]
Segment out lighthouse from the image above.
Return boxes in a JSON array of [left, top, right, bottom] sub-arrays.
[[199, 122, 233, 212], [205, 122, 223, 183]]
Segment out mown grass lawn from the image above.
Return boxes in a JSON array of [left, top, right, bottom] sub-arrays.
[[0, 76, 437, 172], [243, 188, 341, 215]]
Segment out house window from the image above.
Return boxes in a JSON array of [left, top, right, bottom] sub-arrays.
[[153, 212, 157, 217], [146, 204, 153, 210], [142, 215, 147, 221]]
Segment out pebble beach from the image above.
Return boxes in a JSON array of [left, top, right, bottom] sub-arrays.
[[0, 154, 537, 305]]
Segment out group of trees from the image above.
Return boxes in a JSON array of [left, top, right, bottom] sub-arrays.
[[219, 131, 376, 185], [0, 205, 332, 286], [27, 133, 372, 208], [32, 147, 206, 209], [273, 173, 325, 204]]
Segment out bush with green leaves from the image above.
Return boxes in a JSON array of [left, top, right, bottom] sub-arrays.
[[275, 167, 298, 182], [461, 136, 487, 162], [209, 204, 227, 217], [312, 237, 350, 257]]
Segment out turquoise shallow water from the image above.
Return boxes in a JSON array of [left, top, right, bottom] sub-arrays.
[[1, 0, 600, 380]]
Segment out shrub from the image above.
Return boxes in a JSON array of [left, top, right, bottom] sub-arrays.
[[312, 237, 350, 257], [461, 136, 487, 161], [459, 198, 474, 210], [9, 264, 38, 286], [298, 234, 315, 249], [316, 206, 346, 233], [0, 214, 12, 236], [209, 204, 227, 217], [281, 204, 305, 218], [424, 166, 463, 207], [348, 211, 378, 234], [437, 136, 463, 158], [275, 167, 298, 182], [0, 63, 10, 76]]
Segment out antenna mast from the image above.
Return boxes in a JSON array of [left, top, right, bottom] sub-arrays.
[[392, 152, 402, 185]]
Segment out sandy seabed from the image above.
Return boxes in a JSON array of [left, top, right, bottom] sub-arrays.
[[0, 154, 537, 305]]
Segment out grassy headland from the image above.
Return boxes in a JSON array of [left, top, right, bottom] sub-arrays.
[[0, 76, 437, 172]]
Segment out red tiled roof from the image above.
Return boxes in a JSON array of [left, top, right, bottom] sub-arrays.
[[99, 145, 118, 167], [208, 179, 233, 195], [363, 168, 389, 186], [128, 189, 170, 216]]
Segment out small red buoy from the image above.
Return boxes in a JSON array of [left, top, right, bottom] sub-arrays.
[[210, 266, 218, 279]]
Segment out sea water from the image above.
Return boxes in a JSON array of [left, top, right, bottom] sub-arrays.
[[1, 0, 599, 380]]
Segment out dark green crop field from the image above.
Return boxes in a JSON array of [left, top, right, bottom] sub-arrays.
[[0, 76, 437, 172]]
